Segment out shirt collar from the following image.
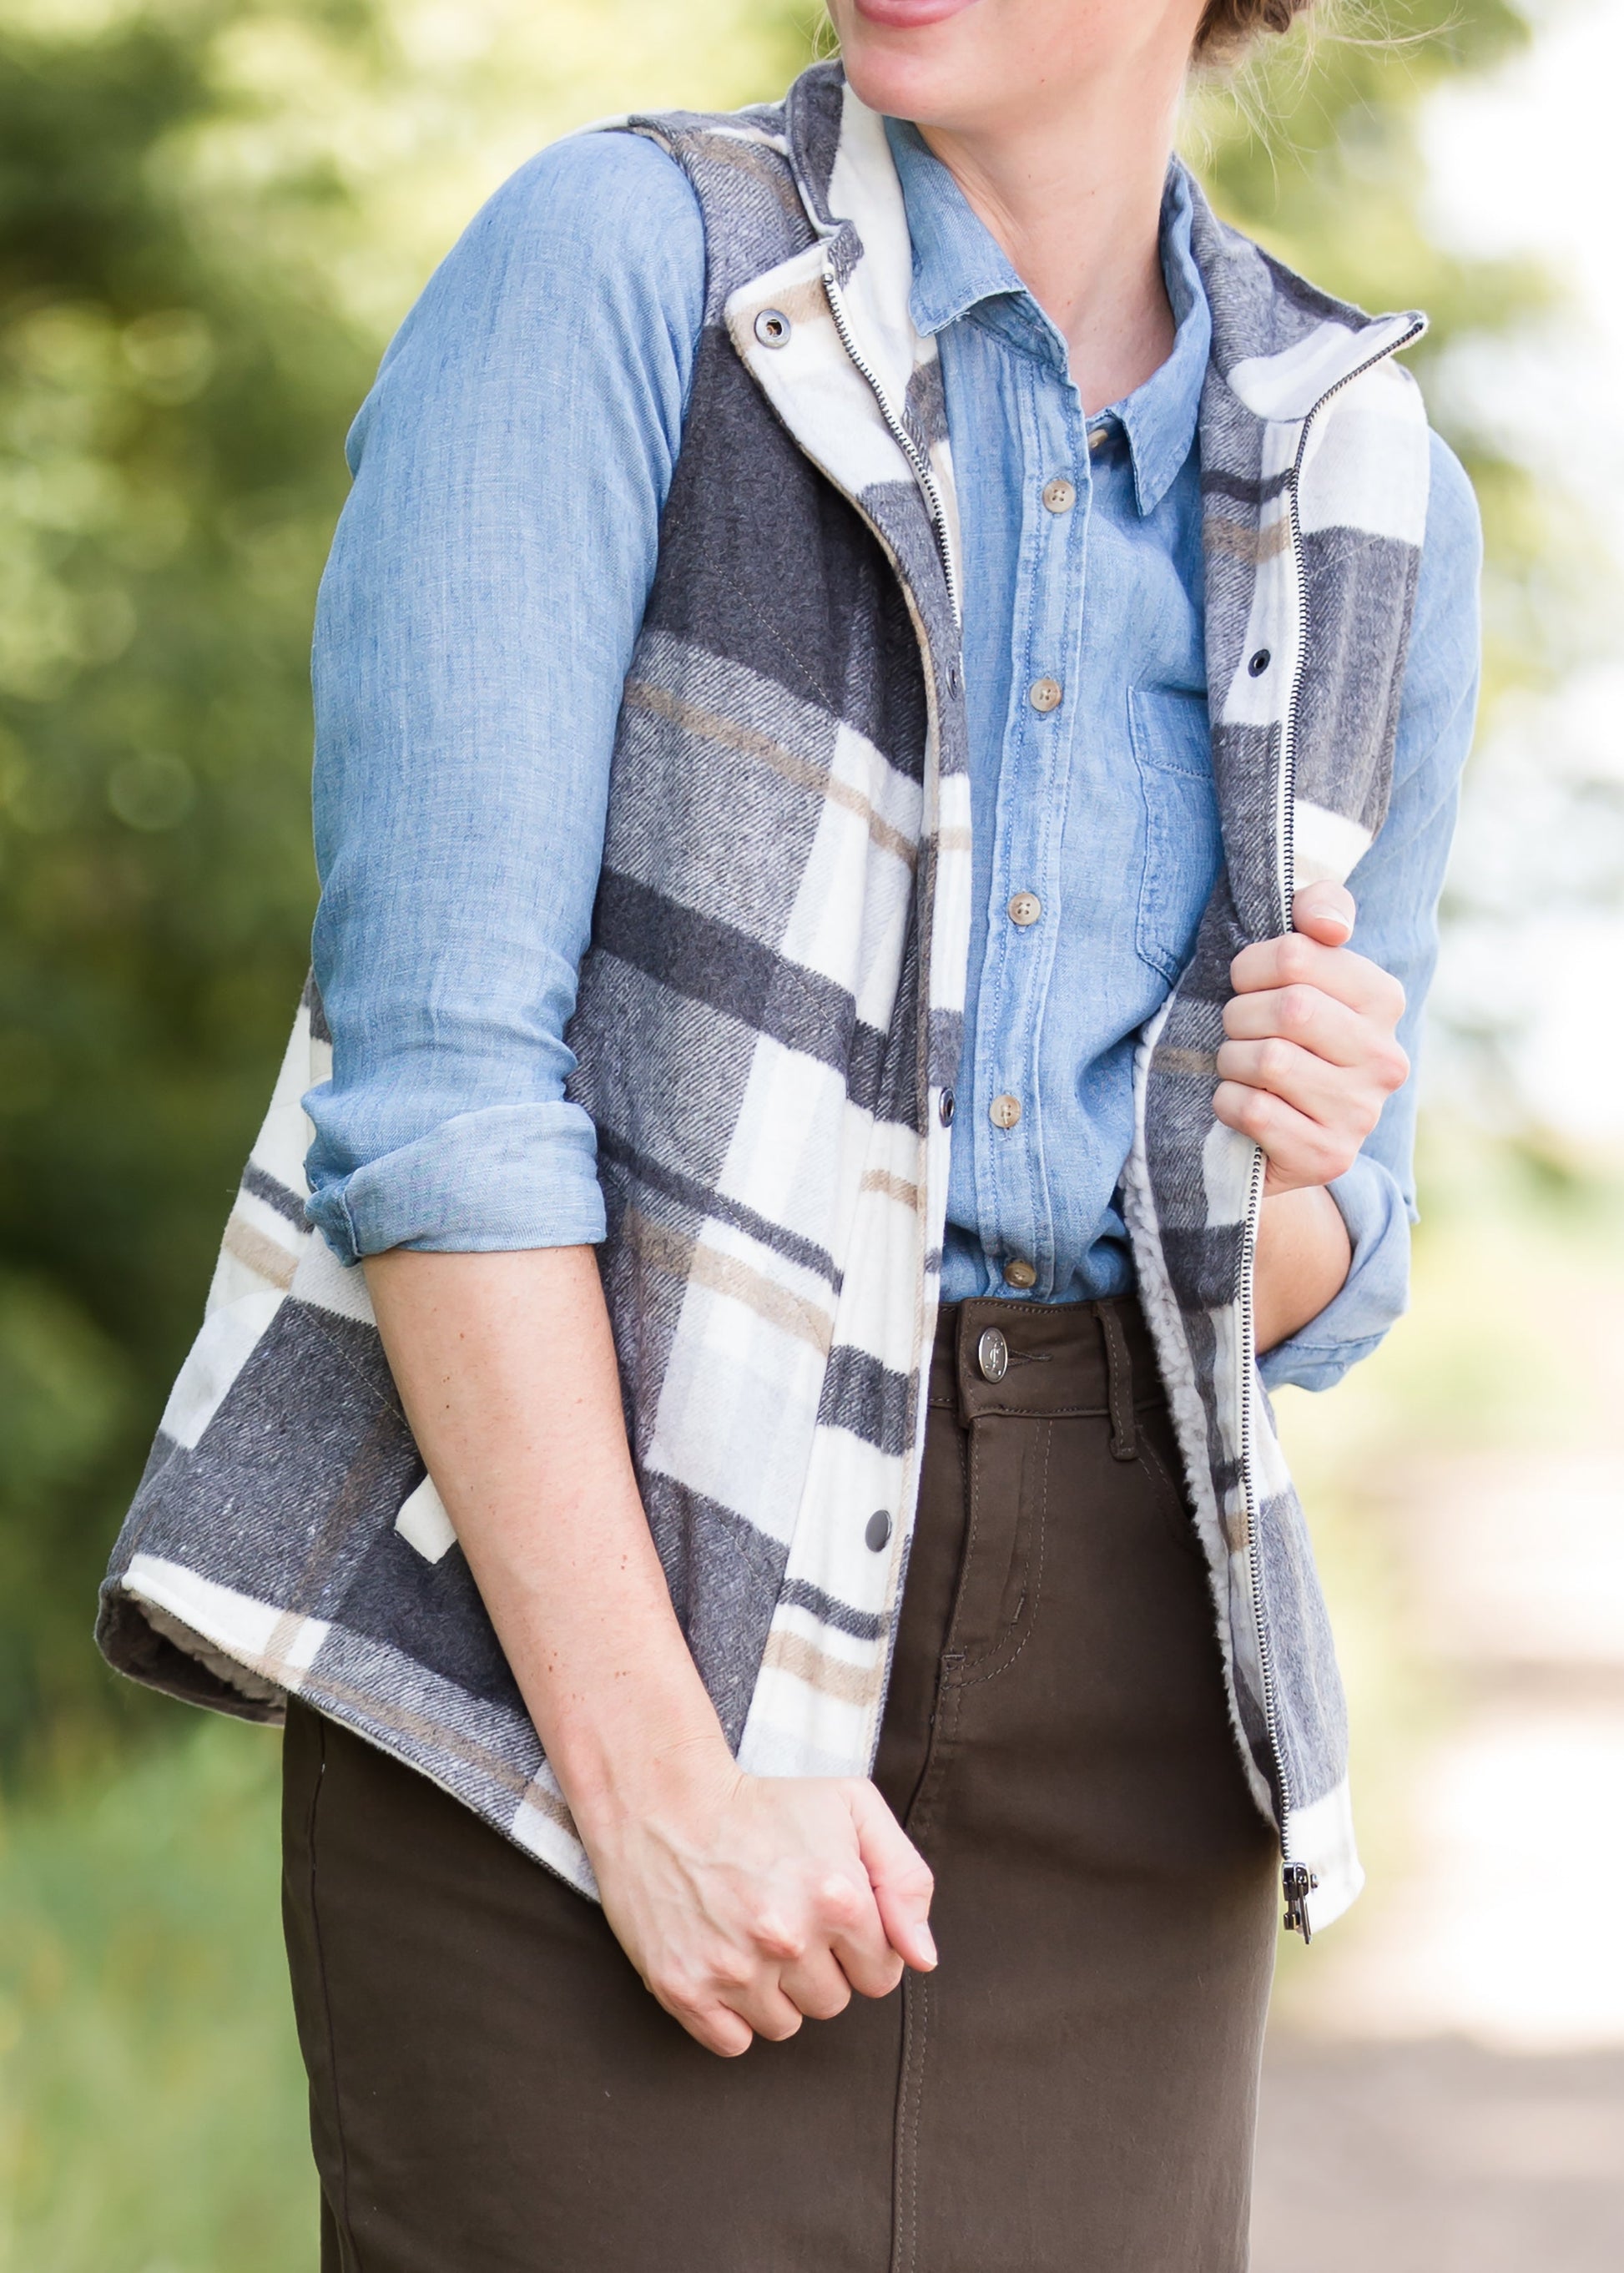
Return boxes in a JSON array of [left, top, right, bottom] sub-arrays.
[[884, 120, 1210, 517]]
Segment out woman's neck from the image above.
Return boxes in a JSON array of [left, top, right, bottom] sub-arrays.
[[916, 67, 1183, 412]]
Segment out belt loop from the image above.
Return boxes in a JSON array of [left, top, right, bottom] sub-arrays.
[[1098, 1303, 1137, 1462]]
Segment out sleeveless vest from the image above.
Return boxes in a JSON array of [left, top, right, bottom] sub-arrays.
[[98, 63, 1430, 1939]]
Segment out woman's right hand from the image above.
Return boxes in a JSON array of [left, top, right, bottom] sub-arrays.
[[585, 1746, 938, 2056], [363, 1244, 935, 2059]]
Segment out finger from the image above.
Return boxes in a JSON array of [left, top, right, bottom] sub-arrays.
[[1292, 879, 1355, 945], [816, 1863, 904, 2000], [726, 1978, 805, 2044], [668, 1998, 754, 2058], [778, 1945, 855, 2023], [848, 1782, 937, 1974], [1230, 932, 1404, 1021], [1212, 1080, 1361, 1191], [1215, 1038, 1400, 1132], [1221, 984, 1379, 1071]]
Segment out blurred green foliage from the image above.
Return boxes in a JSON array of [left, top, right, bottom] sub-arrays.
[[0, 1718, 308, 2270], [0, 0, 385, 1755]]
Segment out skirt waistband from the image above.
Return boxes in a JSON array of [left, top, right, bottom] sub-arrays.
[[930, 1297, 1167, 1427]]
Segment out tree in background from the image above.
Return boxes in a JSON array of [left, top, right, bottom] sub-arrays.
[[0, 0, 1543, 1766]]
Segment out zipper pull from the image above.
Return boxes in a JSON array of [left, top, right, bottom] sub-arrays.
[[1282, 1862, 1318, 1943]]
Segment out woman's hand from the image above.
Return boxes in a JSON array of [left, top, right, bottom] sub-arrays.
[[1214, 880, 1409, 1351], [362, 1246, 936, 2063], [1214, 880, 1408, 1196], [587, 1746, 936, 2058]]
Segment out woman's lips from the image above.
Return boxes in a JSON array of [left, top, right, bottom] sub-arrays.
[[851, 0, 984, 27]]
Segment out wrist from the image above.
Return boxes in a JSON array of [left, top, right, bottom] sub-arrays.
[[554, 1702, 739, 1847]]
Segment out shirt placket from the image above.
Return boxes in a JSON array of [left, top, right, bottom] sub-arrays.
[[972, 345, 1092, 1298]]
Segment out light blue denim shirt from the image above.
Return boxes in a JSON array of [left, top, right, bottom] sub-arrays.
[[305, 127, 1481, 1391]]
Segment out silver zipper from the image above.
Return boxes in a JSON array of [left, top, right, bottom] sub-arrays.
[[1238, 314, 1425, 1940], [821, 265, 961, 620]]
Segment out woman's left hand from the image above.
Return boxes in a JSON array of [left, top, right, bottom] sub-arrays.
[[1214, 880, 1409, 1196]]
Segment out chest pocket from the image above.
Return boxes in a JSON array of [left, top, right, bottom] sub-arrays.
[[1130, 686, 1222, 985]]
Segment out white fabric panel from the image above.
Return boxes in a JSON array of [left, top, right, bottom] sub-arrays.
[[158, 1288, 285, 1449], [826, 81, 920, 415], [1228, 310, 1420, 421], [778, 738, 915, 1008], [1290, 1777, 1365, 1933], [249, 1002, 318, 1196], [290, 1236, 377, 1324], [1293, 797, 1374, 889], [125, 1553, 330, 1680], [718, 1032, 860, 1244], [729, 252, 917, 501], [1201, 1116, 1254, 1227], [395, 1474, 457, 1563], [1299, 362, 1430, 543]]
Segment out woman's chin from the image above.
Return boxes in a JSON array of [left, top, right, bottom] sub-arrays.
[[839, 0, 992, 121]]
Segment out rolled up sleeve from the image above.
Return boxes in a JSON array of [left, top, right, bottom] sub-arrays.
[[1261, 429, 1482, 1394], [303, 132, 704, 1262]]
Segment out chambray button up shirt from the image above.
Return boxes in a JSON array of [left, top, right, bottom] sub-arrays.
[[305, 127, 1481, 1394]]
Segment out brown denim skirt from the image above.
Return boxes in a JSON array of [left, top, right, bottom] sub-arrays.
[[282, 1296, 1279, 2272]]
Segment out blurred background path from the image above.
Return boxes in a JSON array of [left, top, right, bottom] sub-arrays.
[[1253, 1170, 1624, 2267]]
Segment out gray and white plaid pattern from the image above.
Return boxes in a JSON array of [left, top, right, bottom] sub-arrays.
[[99, 65, 1428, 1934]]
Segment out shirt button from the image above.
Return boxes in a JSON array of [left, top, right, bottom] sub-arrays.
[[1007, 890, 1041, 928], [1027, 676, 1063, 713], [989, 1092, 1021, 1130], [1041, 476, 1076, 515], [865, 1508, 893, 1552], [1087, 422, 1111, 453], [1003, 1257, 1037, 1291]]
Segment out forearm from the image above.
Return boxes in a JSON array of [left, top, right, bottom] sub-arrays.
[[1253, 1183, 1352, 1355], [362, 1244, 934, 2054], [361, 1245, 729, 1837]]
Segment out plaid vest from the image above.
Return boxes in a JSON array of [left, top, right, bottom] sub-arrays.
[[98, 63, 1430, 1939]]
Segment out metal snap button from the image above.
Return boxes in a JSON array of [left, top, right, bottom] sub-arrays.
[[865, 1508, 892, 1552], [1248, 648, 1271, 677], [1002, 1257, 1037, 1290], [1007, 890, 1041, 928], [754, 308, 791, 349], [1027, 676, 1062, 713], [946, 661, 963, 698], [989, 1092, 1021, 1130], [1041, 476, 1076, 515], [977, 1327, 1009, 1383], [938, 1087, 956, 1127]]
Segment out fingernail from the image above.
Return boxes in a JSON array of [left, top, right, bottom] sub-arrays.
[[915, 1926, 937, 1968]]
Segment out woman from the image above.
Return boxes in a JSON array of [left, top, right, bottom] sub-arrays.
[[99, 1, 1480, 2265]]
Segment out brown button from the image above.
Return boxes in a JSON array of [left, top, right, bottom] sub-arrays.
[[1007, 890, 1041, 928], [1027, 676, 1063, 713], [989, 1092, 1021, 1130], [1041, 476, 1076, 515], [1087, 423, 1111, 453], [1003, 1257, 1037, 1290]]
